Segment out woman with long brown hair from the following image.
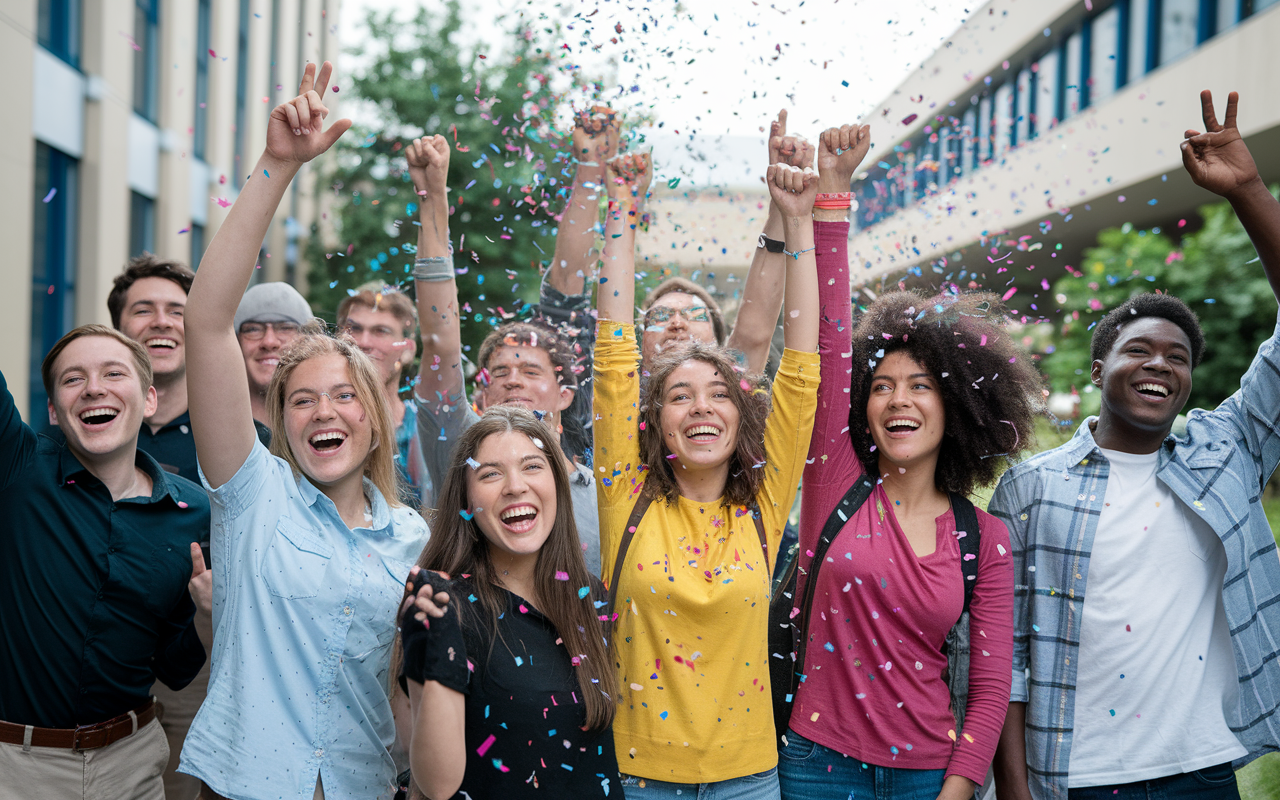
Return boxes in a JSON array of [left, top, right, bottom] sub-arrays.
[[397, 405, 618, 799]]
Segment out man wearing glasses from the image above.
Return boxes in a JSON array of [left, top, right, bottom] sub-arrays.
[[336, 282, 432, 507], [232, 282, 312, 426]]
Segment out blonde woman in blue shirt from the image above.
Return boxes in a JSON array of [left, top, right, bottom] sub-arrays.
[[179, 62, 429, 800]]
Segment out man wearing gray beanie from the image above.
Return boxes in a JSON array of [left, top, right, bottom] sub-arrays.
[[233, 282, 314, 425]]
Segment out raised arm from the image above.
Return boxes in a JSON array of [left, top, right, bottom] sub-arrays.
[[1182, 90, 1280, 301], [402, 572, 467, 800], [766, 164, 819, 354], [596, 153, 652, 325], [186, 62, 350, 488], [407, 134, 463, 414], [547, 106, 618, 298], [726, 109, 813, 372]]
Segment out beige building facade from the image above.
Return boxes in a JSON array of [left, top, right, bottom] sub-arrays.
[[850, 0, 1280, 299], [2, 0, 340, 422]]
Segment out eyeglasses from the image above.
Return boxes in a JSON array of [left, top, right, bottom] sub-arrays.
[[238, 321, 302, 341], [644, 305, 711, 326], [339, 321, 406, 343]]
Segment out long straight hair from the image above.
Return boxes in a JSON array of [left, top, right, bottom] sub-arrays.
[[402, 405, 616, 730]]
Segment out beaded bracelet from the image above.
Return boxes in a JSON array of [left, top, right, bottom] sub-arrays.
[[783, 246, 816, 260]]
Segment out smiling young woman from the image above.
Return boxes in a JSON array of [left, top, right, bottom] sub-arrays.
[[178, 63, 429, 800], [777, 126, 1045, 800], [592, 152, 820, 799], [394, 405, 618, 800]]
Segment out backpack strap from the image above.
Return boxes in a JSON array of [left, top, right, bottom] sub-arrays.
[[604, 490, 654, 638], [949, 493, 980, 614], [794, 475, 876, 680]]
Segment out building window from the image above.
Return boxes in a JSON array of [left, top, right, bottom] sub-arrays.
[[1159, 0, 1201, 65], [190, 223, 206, 269], [38, 0, 81, 67], [977, 95, 992, 163], [194, 0, 211, 161], [994, 83, 1014, 159], [1016, 68, 1033, 144], [961, 108, 977, 176], [234, 0, 251, 188], [130, 191, 155, 257], [1254, 0, 1280, 13], [1091, 5, 1121, 105], [1128, 0, 1153, 81], [1034, 50, 1060, 131], [132, 0, 159, 121], [1064, 32, 1084, 119], [1218, 0, 1239, 32], [30, 143, 79, 424]]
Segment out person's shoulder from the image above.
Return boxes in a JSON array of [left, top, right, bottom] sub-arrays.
[[999, 436, 1080, 483], [390, 503, 431, 540]]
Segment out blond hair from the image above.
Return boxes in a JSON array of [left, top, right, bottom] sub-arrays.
[[265, 331, 403, 506], [41, 324, 154, 396]]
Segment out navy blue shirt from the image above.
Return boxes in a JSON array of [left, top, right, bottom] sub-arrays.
[[136, 409, 271, 485], [0, 371, 209, 728]]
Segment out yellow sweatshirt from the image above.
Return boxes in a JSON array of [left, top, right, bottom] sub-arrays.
[[593, 321, 819, 783]]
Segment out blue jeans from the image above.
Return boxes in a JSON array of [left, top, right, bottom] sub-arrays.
[[621, 767, 780, 800], [777, 729, 945, 800], [1068, 763, 1240, 800]]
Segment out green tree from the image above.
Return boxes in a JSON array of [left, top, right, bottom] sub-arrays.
[[1042, 189, 1280, 413], [305, 1, 590, 358]]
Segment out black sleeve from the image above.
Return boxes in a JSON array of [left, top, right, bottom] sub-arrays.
[[0, 370, 39, 495], [150, 590, 206, 691], [399, 571, 471, 695]]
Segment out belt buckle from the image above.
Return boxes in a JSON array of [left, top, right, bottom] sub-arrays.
[[71, 721, 106, 752]]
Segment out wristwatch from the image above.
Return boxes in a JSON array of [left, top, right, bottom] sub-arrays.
[[758, 234, 785, 253]]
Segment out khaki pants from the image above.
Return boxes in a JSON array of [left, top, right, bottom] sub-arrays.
[[153, 610, 214, 800], [0, 717, 168, 800]]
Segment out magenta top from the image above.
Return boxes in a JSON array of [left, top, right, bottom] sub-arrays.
[[790, 220, 1014, 784]]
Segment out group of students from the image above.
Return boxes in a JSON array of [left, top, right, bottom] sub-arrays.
[[3, 59, 1280, 800]]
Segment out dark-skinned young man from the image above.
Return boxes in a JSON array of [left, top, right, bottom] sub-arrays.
[[990, 91, 1280, 800]]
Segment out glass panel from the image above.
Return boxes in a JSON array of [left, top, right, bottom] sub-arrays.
[[130, 192, 155, 257], [30, 143, 79, 425], [1256, 0, 1280, 12], [234, 0, 251, 187], [994, 83, 1014, 159], [1064, 32, 1083, 119], [1160, 0, 1199, 64], [191, 223, 206, 269], [1035, 50, 1059, 131], [962, 108, 976, 174], [1218, 0, 1238, 33], [194, 0, 210, 160], [38, 0, 81, 67], [132, 0, 158, 120], [1129, 0, 1151, 81], [1016, 68, 1032, 143], [978, 96, 992, 163], [1091, 6, 1120, 104]]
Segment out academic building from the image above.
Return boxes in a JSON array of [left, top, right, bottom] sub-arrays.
[[850, 0, 1280, 298], [2, 0, 340, 421]]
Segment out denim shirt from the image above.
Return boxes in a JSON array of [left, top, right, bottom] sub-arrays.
[[180, 440, 429, 800], [988, 310, 1280, 800]]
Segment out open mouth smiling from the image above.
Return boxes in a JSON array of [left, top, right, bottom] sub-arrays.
[[499, 504, 538, 533], [308, 430, 347, 453], [884, 418, 921, 435], [145, 337, 178, 351], [1134, 382, 1171, 398], [684, 424, 722, 443], [78, 407, 121, 429]]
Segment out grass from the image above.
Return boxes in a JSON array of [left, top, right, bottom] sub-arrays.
[[1240, 752, 1280, 800]]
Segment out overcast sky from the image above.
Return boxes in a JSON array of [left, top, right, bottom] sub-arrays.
[[339, 0, 975, 185]]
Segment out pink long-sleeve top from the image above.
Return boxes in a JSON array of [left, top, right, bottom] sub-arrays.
[[790, 220, 1014, 785]]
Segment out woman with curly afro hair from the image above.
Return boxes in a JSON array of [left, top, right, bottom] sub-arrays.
[[778, 126, 1045, 800]]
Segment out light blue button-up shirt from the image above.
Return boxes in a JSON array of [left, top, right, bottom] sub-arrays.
[[180, 440, 429, 800]]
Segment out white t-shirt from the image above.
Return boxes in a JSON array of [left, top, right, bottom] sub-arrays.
[[1067, 447, 1246, 786]]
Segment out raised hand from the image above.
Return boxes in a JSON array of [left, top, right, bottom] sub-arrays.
[[265, 61, 351, 165], [1181, 90, 1260, 198], [572, 105, 621, 167], [189, 543, 212, 616], [769, 110, 814, 171], [405, 134, 451, 201], [767, 163, 819, 219], [607, 152, 653, 204], [817, 123, 872, 193]]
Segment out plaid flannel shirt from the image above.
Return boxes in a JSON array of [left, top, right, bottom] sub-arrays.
[[988, 310, 1280, 800]]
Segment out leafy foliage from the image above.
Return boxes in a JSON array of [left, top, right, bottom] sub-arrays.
[[1041, 188, 1279, 413], [305, 1, 592, 358]]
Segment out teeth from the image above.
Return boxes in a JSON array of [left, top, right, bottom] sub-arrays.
[[685, 425, 721, 438], [309, 431, 347, 444], [145, 338, 177, 349], [1136, 383, 1169, 396], [79, 408, 119, 422], [886, 419, 920, 429], [501, 506, 536, 520]]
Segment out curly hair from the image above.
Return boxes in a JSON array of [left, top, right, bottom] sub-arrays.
[[1090, 292, 1205, 368], [848, 291, 1045, 496], [638, 341, 771, 508]]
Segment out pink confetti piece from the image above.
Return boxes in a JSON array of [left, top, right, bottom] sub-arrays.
[[477, 734, 496, 756], [554, 571, 570, 581]]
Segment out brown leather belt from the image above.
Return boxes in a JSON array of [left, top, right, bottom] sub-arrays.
[[0, 699, 156, 751]]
